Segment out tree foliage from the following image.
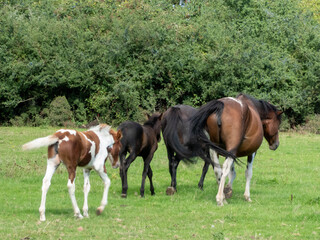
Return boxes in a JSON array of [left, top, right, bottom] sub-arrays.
[[0, 0, 319, 126]]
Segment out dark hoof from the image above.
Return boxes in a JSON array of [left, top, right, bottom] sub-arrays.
[[121, 193, 127, 198], [151, 192, 155, 196], [198, 184, 204, 191], [224, 186, 233, 199], [96, 209, 102, 216], [166, 187, 176, 195]]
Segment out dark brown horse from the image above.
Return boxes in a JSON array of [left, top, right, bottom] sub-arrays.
[[189, 94, 282, 205], [161, 105, 236, 195], [118, 113, 162, 198]]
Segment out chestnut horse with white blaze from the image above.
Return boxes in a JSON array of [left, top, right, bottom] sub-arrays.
[[22, 124, 122, 221], [189, 94, 282, 206]]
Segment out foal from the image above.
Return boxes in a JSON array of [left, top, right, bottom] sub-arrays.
[[22, 124, 122, 221], [118, 113, 162, 198]]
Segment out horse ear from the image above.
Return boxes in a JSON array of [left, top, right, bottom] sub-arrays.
[[277, 110, 283, 116], [116, 130, 122, 140], [159, 113, 163, 120], [146, 113, 151, 119]]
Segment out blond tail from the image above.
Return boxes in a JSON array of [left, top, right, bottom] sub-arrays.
[[22, 135, 59, 151]]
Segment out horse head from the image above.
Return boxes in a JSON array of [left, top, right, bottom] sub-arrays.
[[108, 129, 122, 168], [262, 110, 282, 150]]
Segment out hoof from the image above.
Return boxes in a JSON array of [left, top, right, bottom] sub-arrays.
[[39, 216, 46, 222], [224, 186, 233, 199], [83, 212, 89, 218], [151, 192, 155, 196], [244, 195, 252, 202], [96, 207, 103, 216], [217, 200, 224, 206], [121, 193, 127, 198], [166, 187, 176, 195], [216, 199, 228, 206], [75, 213, 83, 219]]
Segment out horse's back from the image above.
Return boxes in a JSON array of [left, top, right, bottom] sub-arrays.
[[118, 121, 143, 151], [207, 97, 263, 156]]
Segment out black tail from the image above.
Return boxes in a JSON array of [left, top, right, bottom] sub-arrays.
[[161, 107, 195, 163], [188, 100, 237, 162]]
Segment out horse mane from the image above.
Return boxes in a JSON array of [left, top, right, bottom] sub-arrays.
[[89, 124, 112, 136], [237, 93, 282, 122]]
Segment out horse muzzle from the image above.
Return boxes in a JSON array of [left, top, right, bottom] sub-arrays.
[[112, 162, 120, 169], [269, 142, 279, 150]]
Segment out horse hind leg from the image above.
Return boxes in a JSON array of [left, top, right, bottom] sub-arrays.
[[224, 161, 236, 199], [39, 153, 60, 221], [166, 154, 180, 195], [199, 149, 221, 190], [67, 168, 83, 219], [244, 153, 255, 202], [198, 162, 209, 190], [140, 153, 154, 197], [82, 169, 91, 218], [120, 151, 137, 198], [216, 157, 233, 206], [147, 165, 155, 195]]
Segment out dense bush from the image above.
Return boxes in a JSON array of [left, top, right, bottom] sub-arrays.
[[0, 0, 319, 127], [48, 96, 74, 126]]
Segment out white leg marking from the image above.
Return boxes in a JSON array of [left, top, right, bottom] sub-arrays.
[[216, 157, 233, 206], [244, 153, 255, 202], [67, 179, 83, 219], [83, 169, 91, 218], [210, 149, 222, 185], [226, 161, 236, 189], [96, 169, 111, 215], [39, 155, 60, 222]]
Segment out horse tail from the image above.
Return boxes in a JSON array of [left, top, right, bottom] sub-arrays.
[[188, 100, 238, 162], [162, 107, 195, 163], [22, 135, 59, 151]]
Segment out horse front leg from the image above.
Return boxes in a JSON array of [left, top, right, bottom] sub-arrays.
[[39, 155, 60, 221], [244, 152, 256, 202], [96, 166, 111, 215], [82, 169, 91, 218]]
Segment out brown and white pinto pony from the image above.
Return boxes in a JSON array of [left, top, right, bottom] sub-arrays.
[[22, 124, 122, 221], [188, 94, 282, 206]]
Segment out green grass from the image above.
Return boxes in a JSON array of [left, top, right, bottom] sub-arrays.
[[0, 127, 319, 239]]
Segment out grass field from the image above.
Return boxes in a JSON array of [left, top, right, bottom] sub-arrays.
[[0, 127, 319, 239]]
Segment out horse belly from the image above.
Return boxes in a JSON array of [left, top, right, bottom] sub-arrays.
[[237, 135, 263, 157]]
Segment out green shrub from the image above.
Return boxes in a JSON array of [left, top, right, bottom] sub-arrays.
[[299, 115, 320, 134], [48, 96, 74, 127], [1, 0, 320, 127]]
